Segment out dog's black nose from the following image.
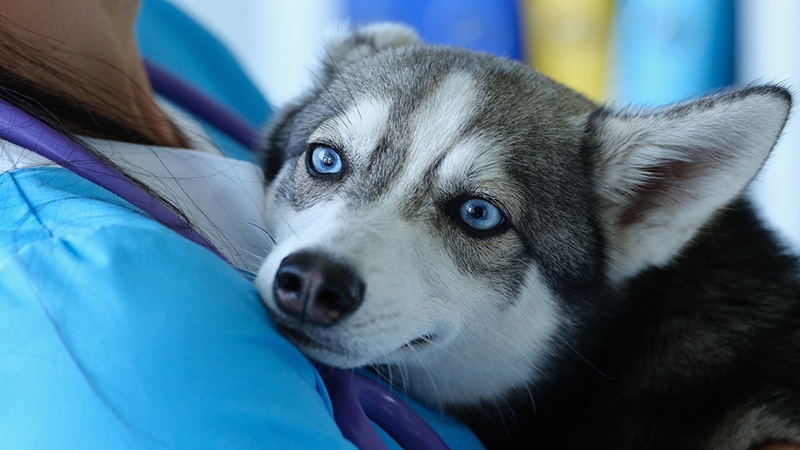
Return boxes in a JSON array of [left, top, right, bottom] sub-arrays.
[[273, 252, 365, 326]]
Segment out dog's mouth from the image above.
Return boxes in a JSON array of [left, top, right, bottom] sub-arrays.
[[278, 324, 350, 354], [278, 320, 439, 365]]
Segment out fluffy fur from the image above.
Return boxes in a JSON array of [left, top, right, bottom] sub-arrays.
[[255, 24, 800, 449]]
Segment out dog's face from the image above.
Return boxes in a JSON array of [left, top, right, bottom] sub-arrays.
[[255, 27, 603, 405], [255, 25, 790, 407]]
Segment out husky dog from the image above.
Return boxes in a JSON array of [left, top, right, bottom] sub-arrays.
[[254, 24, 800, 449]]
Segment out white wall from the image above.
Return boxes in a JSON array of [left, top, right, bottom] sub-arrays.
[[167, 0, 343, 106], [738, 0, 800, 251]]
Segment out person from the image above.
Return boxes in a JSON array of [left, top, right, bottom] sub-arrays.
[[0, 0, 484, 448]]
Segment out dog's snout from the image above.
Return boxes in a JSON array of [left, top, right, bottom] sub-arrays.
[[273, 252, 365, 326]]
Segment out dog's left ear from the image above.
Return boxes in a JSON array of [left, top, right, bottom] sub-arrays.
[[320, 23, 420, 78], [589, 85, 791, 282]]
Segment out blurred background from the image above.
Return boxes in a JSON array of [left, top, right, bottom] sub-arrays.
[[167, 0, 800, 252]]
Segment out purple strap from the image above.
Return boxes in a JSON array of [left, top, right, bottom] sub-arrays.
[[318, 365, 451, 450], [144, 61, 261, 151], [0, 97, 235, 268]]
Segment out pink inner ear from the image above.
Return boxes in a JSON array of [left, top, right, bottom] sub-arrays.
[[618, 157, 712, 227]]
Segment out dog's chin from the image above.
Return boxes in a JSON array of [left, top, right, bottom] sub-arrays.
[[277, 323, 441, 369]]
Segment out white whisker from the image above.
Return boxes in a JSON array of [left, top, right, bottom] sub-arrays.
[[555, 335, 615, 381]]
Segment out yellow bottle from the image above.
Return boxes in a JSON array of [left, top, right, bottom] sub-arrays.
[[523, 0, 613, 101]]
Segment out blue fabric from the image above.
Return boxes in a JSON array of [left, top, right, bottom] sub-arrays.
[[0, 168, 356, 449]]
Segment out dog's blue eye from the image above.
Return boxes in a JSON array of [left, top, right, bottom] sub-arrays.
[[309, 146, 342, 175], [459, 198, 505, 232]]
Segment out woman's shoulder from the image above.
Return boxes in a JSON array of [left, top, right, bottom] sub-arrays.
[[0, 164, 358, 449]]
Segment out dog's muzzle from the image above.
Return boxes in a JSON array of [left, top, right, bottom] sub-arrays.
[[273, 251, 366, 326]]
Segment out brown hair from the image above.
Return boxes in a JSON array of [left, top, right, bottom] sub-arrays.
[[0, 24, 194, 229]]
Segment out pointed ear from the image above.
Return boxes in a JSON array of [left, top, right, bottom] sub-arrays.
[[588, 86, 791, 282], [321, 23, 420, 76]]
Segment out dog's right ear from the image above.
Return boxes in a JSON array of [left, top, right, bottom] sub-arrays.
[[588, 85, 791, 283], [320, 23, 420, 77]]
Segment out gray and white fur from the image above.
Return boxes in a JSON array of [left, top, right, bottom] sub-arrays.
[[254, 24, 800, 449]]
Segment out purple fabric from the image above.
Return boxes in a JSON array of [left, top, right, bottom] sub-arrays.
[[0, 96, 234, 268], [145, 61, 261, 151], [318, 365, 451, 450]]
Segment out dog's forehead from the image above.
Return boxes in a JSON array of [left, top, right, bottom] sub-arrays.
[[309, 76, 529, 216], [308, 70, 485, 187]]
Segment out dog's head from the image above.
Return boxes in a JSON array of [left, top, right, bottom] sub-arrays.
[[254, 24, 790, 407]]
